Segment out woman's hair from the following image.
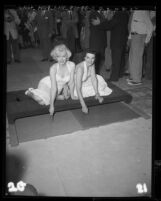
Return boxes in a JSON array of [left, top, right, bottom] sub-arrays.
[[50, 44, 72, 61], [83, 48, 96, 58]]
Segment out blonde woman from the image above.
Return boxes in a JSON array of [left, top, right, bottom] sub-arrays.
[[25, 44, 77, 116]]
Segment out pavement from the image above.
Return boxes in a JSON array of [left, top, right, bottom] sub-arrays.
[[6, 48, 152, 197]]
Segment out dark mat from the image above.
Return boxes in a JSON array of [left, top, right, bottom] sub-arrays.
[[14, 102, 140, 144], [7, 82, 132, 124], [71, 102, 140, 129], [15, 111, 83, 143]]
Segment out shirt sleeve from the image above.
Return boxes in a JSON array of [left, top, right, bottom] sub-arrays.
[[10, 9, 21, 25], [144, 11, 153, 43]]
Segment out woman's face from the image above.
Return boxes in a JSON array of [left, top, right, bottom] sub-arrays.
[[57, 51, 67, 65], [85, 53, 95, 66]]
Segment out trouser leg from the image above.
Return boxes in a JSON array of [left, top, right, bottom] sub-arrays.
[[129, 34, 146, 82], [11, 37, 20, 61], [145, 36, 153, 80], [95, 49, 105, 75], [110, 47, 122, 81], [7, 37, 12, 62], [119, 45, 126, 77], [40, 37, 51, 59]]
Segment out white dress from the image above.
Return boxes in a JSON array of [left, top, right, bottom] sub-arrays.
[[74, 61, 112, 97], [25, 61, 73, 105]]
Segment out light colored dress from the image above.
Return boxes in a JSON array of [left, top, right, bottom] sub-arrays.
[[74, 61, 112, 97], [25, 61, 74, 105]]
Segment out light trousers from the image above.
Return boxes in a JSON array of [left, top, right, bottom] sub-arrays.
[[129, 34, 146, 82]]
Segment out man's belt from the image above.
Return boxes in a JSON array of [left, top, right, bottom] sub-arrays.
[[131, 32, 138, 35]]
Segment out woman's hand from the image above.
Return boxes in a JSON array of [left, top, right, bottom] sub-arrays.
[[49, 106, 55, 116], [95, 94, 104, 103], [82, 105, 88, 114], [98, 96, 104, 103]]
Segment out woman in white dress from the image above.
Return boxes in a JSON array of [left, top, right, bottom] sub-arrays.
[[25, 44, 77, 116], [75, 49, 112, 114]]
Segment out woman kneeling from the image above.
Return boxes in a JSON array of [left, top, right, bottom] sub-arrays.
[[25, 44, 77, 116], [75, 49, 112, 114]]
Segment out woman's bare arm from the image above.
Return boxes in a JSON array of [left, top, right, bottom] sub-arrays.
[[49, 65, 57, 115], [76, 64, 88, 113], [90, 65, 104, 103], [90, 65, 99, 95], [68, 62, 77, 100]]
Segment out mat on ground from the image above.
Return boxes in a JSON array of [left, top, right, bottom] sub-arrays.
[[7, 82, 132, 124], [13, 102, 140, 144]]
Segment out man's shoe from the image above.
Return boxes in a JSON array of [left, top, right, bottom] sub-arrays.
[[41, 58, 48, 62], [127, 80, 142, 86], [15, 59, 21, 63]]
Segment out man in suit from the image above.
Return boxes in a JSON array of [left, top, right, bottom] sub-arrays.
[[34, 6, 54, 61], [61, 6, 79, 54], [89, 7, 107, 75], [92, 10, 129, 81], [4, 8, 21, 64]]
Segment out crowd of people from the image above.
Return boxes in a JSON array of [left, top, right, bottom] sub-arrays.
[[4, 5, 156, 85]]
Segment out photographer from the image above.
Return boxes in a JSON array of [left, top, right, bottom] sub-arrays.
[[4, 7, 21, 64]]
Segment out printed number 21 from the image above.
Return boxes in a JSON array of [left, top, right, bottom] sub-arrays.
[[136, 183, 148, 193]]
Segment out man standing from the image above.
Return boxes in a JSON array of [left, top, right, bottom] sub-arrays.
[[89, 7, 107, 75], [143, 10, 156, 80], [61, 6, 79, 54], [4, 8, 21, 64], [127, 10, 153, 85], [92, 10, 129, 81], [34, 6, 54, 62]]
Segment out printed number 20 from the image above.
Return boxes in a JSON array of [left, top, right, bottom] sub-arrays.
[[8, 181, 26, 192]]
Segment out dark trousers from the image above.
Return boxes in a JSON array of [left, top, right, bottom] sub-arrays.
[[7, 34, 20, 62], [95, 48, 106, 75], [57, 22, 62, 36], [143, 36, 153, 80], [66, 27, 76, 55], [39, 36, 52, 60], [110, 46, 124, 81]]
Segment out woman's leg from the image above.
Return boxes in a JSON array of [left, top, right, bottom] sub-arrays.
[[25, 80, 51, 105], [62, 84, 70, 99], [56, 84, 70, 100], [25, 89, 45, 105], [36, 78, 69, 102]]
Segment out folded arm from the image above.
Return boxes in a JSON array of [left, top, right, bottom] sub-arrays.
[[91, 15, 118, 30]]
